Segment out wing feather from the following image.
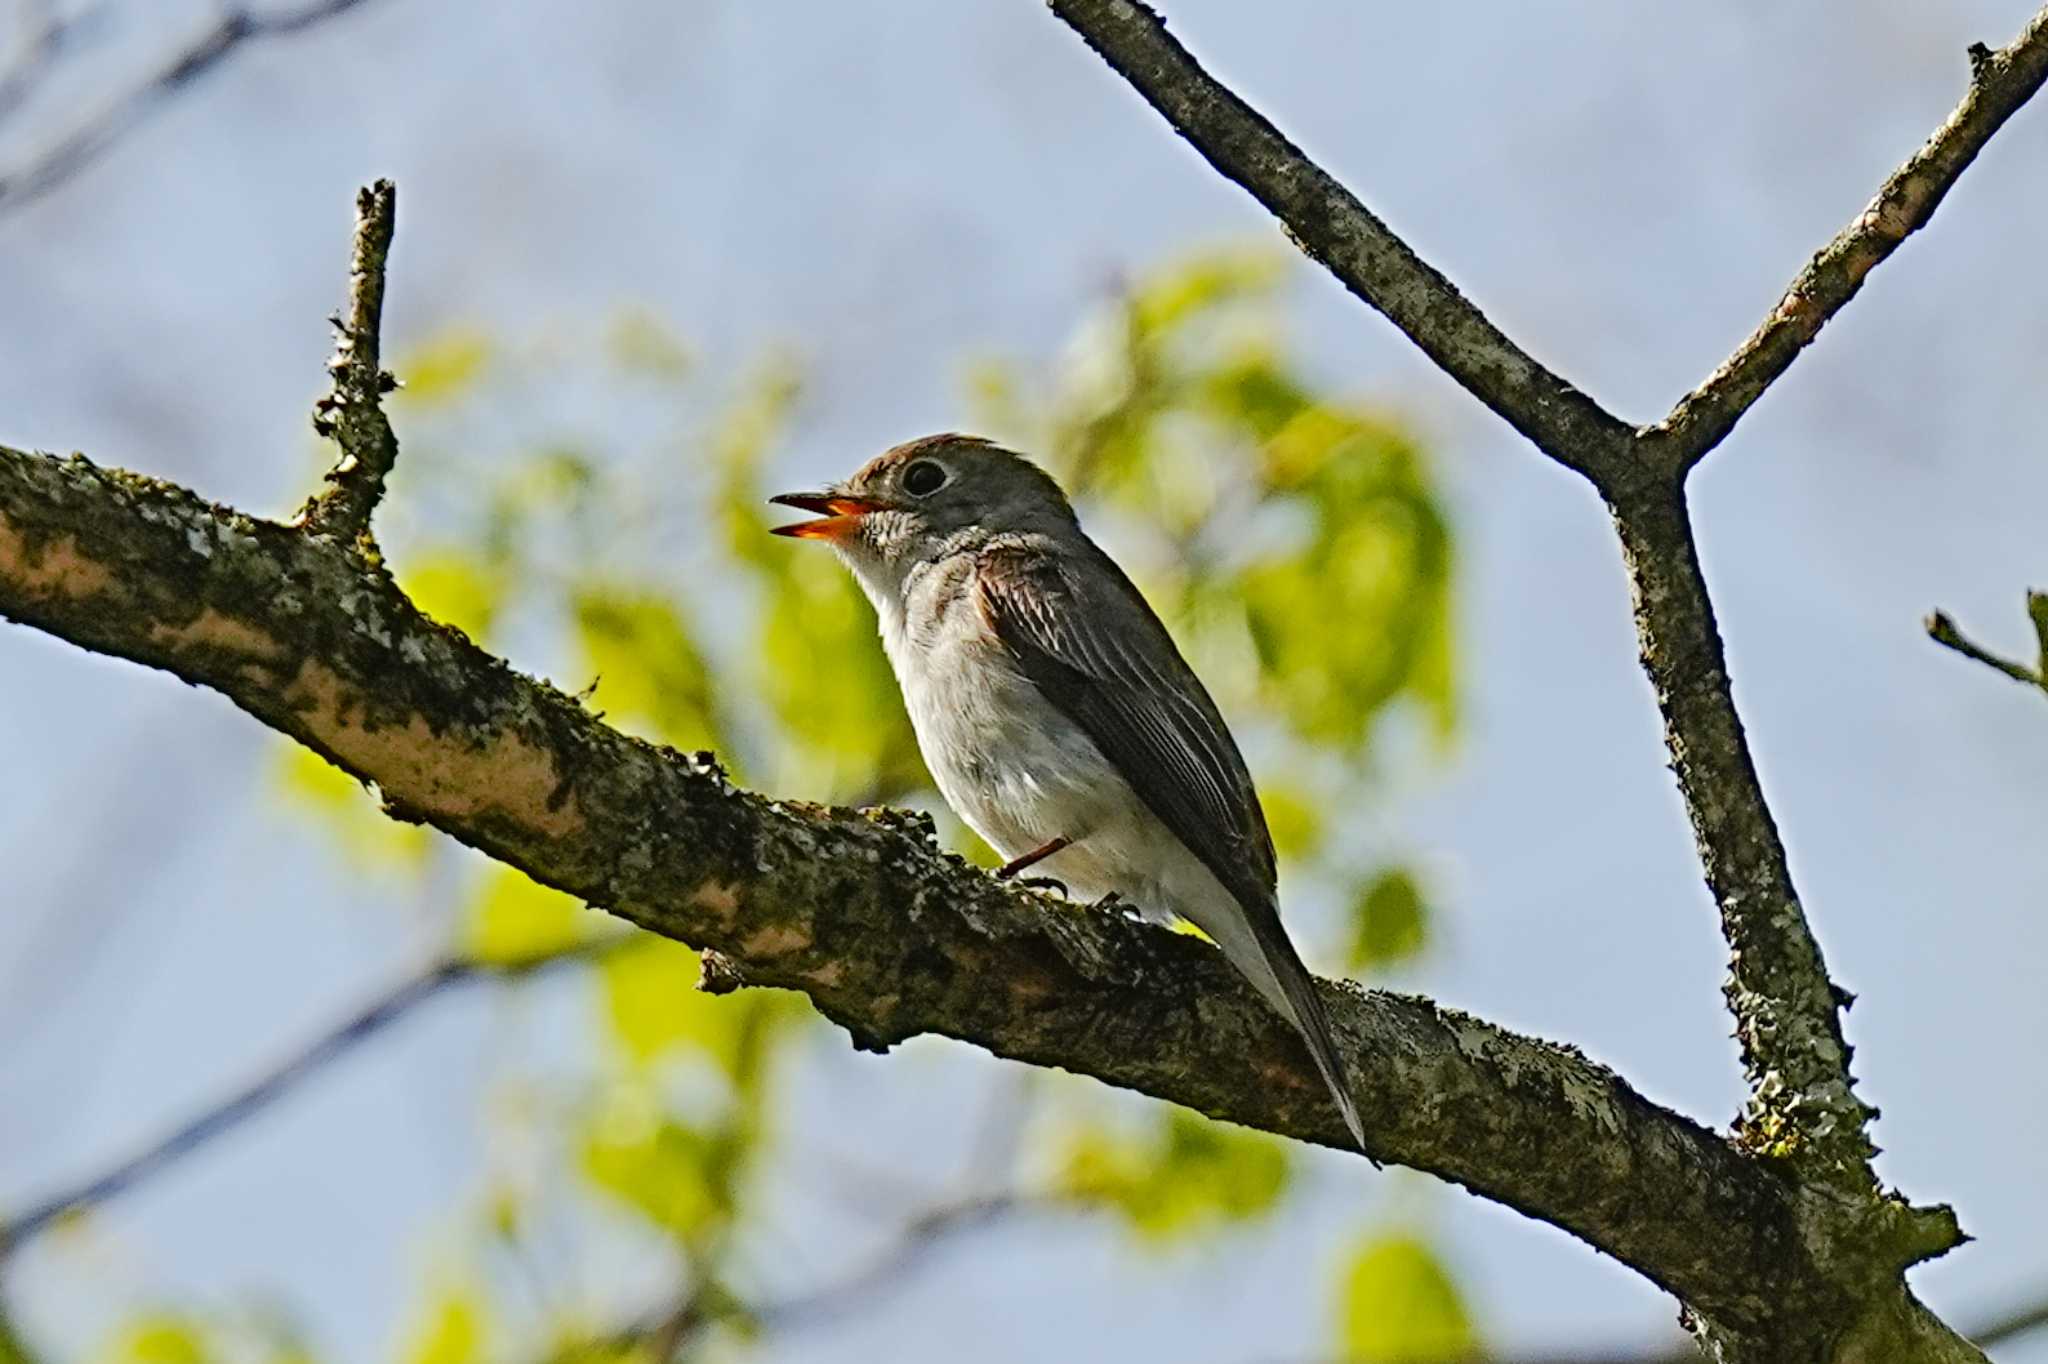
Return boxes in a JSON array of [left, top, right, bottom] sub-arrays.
[[973, 542, 1277, 916]]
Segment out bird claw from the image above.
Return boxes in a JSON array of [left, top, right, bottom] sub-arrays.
[[1016, 875, 1069, 898]]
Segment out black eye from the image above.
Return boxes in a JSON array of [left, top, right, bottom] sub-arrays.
[[902, 460, 948, 497]]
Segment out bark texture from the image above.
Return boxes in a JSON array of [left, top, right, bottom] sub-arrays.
[[0, 444, 1934, 1336]]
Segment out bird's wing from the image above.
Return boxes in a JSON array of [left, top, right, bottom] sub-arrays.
[[973, 541, 1278, 915], [976, 541, 1367, 1151]]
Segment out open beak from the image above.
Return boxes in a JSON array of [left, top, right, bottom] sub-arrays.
[[768, 491, 888, 540]]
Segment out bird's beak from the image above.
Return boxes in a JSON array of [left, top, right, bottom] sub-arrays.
[[768, 491, 889, 540]]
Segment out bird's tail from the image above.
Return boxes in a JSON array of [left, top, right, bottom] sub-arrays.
[[1234, 917, 1367, 1153]]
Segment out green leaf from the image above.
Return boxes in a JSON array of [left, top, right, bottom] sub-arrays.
[[597, 936, 713, 1065], [464, 867, 588, 965], [1259, 781, 1325, 862], [572, 587, 720, 752], [1336, 1233, 1477, 1363], [402, 550, 502, 642], [580, 1096, 733, 1247], [394, 331, 490, 408], [401, 1287, 484, 1364], [108, 1315, 210, 1364], [755, 561, 926, 801], [2027, 589, 2048, 677], [1058, 1109, 1289, 1241], [1347, 868, 1430, 973], [596, 936, 800, 1081]]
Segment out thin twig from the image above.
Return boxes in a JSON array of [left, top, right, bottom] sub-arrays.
[[1975, 1289, 2048, 1348], [0, 938, 616, 1258], [298, 179, 402, 543], [1644, 8, 2048, 469], [0, 0, 389, 214], [1928, 604, 2048, 694]]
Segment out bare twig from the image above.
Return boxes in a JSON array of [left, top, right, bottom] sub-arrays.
[[0, 1, 99, 128], [0, 938, 615, 1258], [297, 179, 401, 543], [0, 0, 389, 214], [626, 1195, 1037, 1357], [1644, 7, 2048, 469], [1928, 598, 2048, 694], [1975, 1289, 2048, 1348]]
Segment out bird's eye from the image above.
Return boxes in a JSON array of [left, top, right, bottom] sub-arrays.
[[902, 460, 949, 497]]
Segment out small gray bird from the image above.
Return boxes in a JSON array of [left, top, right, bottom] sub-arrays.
[[771, 433, 1364, 1149]]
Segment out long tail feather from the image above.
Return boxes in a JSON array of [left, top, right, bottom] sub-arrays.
[[1231, 920, 1366, 1153]]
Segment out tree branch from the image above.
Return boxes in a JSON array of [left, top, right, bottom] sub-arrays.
[[1606, 481, 1877, 1175], [0, 0, 391, 215], [1044, 0, 2048, 1202], [297, 178, 401, 543], [0, 940, 612, 1258], [1642, 9, 2048, 468], [1042, 0, 1635, 481], [1928, 596, 2048, 696], [0, 438, 1930, 1342]]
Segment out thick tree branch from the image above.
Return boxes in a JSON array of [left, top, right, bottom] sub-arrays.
[[0, 441, 1944, 1341], [1642, 9, 2048, 468], [297, 178, 400, 542], [0, 939, 611, 1257], [1608, 482, 1876, 1176], [1043, 0, 1635, 481]]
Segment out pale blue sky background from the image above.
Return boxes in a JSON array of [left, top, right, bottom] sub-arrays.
[[2, 1, 2045, 1360]]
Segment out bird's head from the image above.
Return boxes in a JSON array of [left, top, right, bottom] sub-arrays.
[[770, 434, 1077, 579]]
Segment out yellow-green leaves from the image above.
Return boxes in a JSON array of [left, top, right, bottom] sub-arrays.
[[106, 1315, 210, 1364], [572, 587, 720, 752], [582, 1100, 734, 1246], [1336, 1233, 1478, 1363], [395, 332, 491, 409], [1347, 868, 1430, 973], [402, 550, 502, 641], [464, 868, 589, 965], [401, 1285, 484, 1364], [1058, 1110, 1290, 1241]]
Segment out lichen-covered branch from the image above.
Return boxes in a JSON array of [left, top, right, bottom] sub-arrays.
[[1642, 7, 2048, 469], [1608, 482, 1877, 1175], [298, 179, 401, 542], [0, 441, 1935, 1342], [1044, 0, 1634, 481]]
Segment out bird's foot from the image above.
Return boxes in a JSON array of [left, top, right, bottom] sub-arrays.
[[1089, 891, 1123, 912], [1016, 875, 1069, 898]]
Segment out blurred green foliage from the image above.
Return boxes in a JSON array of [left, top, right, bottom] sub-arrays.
[[1337, 1233, 1480, 1363], [67, 252, 1467, 1361]]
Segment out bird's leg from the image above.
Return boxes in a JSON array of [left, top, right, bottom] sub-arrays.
[[995, 835, 1071, 880]]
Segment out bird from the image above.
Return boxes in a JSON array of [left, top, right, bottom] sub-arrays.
[[770, 433, 1365, 1150]]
